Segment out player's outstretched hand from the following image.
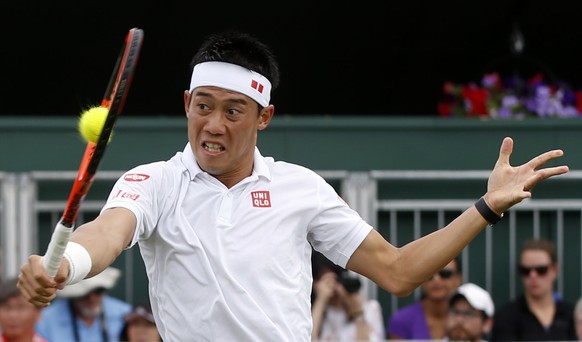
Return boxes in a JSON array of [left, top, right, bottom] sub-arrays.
[[17, 255, 69, 308], [485, 137, 569, 214]]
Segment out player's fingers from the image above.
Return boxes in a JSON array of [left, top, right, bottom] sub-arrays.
[[496, 137, 514, 166], [53, 260, 70, 289], [30, 256, 57, 287], [26, 288, 56, 307], [523, 166, 570, 191], [17, 277, 47, 308], [26, 255, 57, 294], [525, 149, 566, 170], [18, 265, 56, 307], [17, 266, 35, 300]]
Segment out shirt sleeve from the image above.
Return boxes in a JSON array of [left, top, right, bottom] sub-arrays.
[[307, 173, 373, 268], [101, 162, 170, 247]]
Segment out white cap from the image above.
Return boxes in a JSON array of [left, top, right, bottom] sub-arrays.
[[57, 267, 121, 298], [451, 282, 495, 317]]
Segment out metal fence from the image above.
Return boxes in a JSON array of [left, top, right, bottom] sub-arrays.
[[368, 170, 582, 317], [0, 172, 19, 278]]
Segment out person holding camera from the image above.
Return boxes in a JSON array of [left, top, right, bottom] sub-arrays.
[[311, 251, 384, 341]]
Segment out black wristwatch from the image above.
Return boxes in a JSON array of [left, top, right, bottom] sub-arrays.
[[474, 197, 503, 225]]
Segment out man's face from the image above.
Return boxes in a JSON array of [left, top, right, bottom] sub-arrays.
[[519, 249, 557, 299], [446, 298, 491, 342], [184, 86, 273, 187], [0, 295, 41, 338], [72, 288, 105, 319]]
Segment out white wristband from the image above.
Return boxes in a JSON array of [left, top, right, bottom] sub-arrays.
[[63, 242, 92, 285]]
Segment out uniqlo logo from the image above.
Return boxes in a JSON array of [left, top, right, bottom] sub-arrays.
[[251, 191, 271, 207], [251, 80, 264, 93]]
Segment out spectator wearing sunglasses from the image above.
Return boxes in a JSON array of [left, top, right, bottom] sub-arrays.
[[490, 238, 577, 341], [386, 257, 462, 340]]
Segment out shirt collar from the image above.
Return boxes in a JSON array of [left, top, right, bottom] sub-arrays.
[[181, 143, 271, 182]]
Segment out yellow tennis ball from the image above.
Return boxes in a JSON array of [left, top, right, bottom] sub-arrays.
[[78, 106, 110, 144]]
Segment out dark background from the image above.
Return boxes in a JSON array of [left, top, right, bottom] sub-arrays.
[[2, 1, 581, 117]]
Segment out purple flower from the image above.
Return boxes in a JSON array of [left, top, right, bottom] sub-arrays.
[[482, 73, 499, 89], [497, 107, 513, 118], [501, 95, 520, 108], [563, 89, 577, 106]]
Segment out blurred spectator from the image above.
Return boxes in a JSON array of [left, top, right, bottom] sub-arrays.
[[446, 282, 495, 342], [35, 267, 131, 341], [311, 251, 384, 341], [119, 302, 161, 342], [575, 297, 582, 340], [491, 238, 576, 341], [0, 277, 47, 342], [386, 256, 462, 340]]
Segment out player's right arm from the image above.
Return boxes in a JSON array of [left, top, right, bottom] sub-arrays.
[[18, 207, 136, 307]]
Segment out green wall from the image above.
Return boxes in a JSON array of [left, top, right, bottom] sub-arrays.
[[1, 115, 581, 172]]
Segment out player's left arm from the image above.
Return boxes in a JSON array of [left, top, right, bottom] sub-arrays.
[[347, 137, 568, 296], [347, 211, 485, 297]]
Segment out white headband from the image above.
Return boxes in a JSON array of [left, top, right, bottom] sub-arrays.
[[189, 61, 271, 107]]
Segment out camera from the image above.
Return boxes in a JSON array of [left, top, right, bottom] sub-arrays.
[[338, 271, 361, 294]]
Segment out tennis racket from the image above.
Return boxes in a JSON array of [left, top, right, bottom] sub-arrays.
[[43, 27, 144, 277]]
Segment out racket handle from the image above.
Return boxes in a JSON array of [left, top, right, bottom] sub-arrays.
[[43, 219, 74, 278]]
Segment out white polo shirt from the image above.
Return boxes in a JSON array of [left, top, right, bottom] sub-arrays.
[[102, 143, 373, 341]]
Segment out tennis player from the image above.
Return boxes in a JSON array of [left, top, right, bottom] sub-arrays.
[[17, 30, 569, 341]]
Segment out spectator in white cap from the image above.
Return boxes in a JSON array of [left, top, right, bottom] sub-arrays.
[[35, 267, 131, 342], [446, 282, 495, 342]]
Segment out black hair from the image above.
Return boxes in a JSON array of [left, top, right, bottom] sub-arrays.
[[190, 30, 280, 91], [453, 255, 462, 273], [0, 277, 20, 304], [119, 301, 161, 341], [311, 250, 344, 281]]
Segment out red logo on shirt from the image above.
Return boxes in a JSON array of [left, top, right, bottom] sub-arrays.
[[114, 190, 140, 201], [124, 173, 150, 182], [251, 191, 271, 207]]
